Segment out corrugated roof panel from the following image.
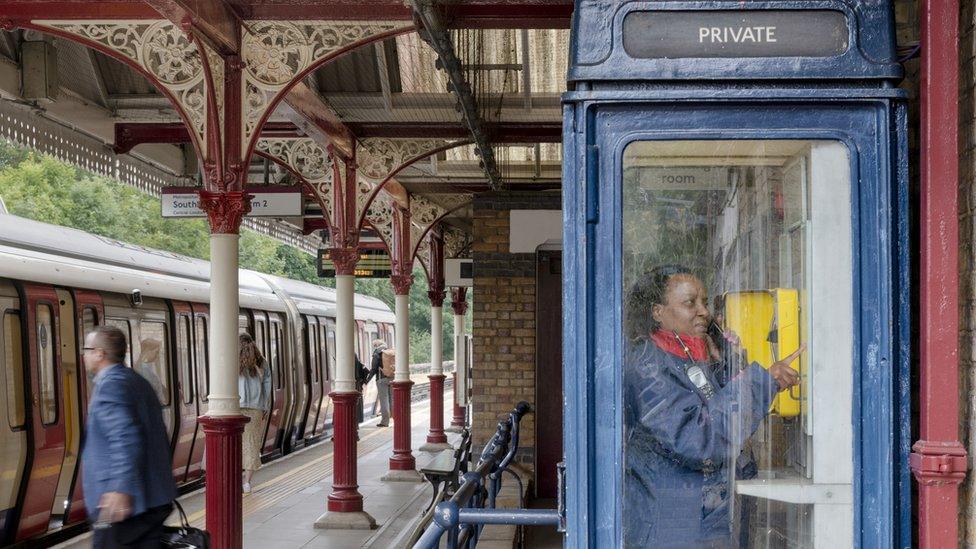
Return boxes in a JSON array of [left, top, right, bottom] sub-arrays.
[[55, 39, 105, 105], [93, 50, 157, 96], [315, 44, 382, 93]]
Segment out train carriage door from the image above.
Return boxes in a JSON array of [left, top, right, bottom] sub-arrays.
[[65, 290, 102, 524], [46, 289, 80, 528], [319, 318, 336, 432], [185, 304, 209, 482], [260, 314, 284, 454], [170, 302, 196, 483], [563, 3, 909, 547], [0, 282, 27, 545], [322, 320, 337, 433], [302, 316, 321, 440], [14, 283, 65, 541]]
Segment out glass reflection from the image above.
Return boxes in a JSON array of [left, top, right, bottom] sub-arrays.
[[622, 140, 853, 548]]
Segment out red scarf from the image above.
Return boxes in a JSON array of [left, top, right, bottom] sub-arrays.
[[650, 329, 709, 362]]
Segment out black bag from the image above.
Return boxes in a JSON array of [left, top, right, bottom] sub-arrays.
[[161, 501, 210, 549]]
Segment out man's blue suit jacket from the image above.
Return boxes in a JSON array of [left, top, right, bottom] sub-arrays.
[[82, 364, 176, 520]]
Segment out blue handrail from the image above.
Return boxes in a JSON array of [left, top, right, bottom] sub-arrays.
[[412, 401, 563, 549]]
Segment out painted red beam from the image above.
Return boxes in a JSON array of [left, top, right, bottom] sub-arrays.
[[113, 122, 300, 154], [346, 122, 562, 142], [283, 83, 357, 160], [0, 2, 162, 20], [145, 0, 242, 54], [0, 0, 572, 28], [911, 0, 967, 548]]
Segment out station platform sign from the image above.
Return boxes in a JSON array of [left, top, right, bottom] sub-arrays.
[[161, 186, 303, 218]]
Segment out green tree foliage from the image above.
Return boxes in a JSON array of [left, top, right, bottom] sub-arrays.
[[0, 141, 462, 364]]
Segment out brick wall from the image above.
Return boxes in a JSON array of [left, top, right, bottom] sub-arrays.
[[470, 191, 561, 469]]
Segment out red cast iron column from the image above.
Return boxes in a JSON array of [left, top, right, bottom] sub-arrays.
[[198, 415, 248, 549], [911, 0, 968, 547], [425, 233, 448, 447], [389, 274, 417, 471], [426, 371, 448, 445], [198, 188, 250, 549], [450, 287, 468, 429], [327, 248, 369, 514]]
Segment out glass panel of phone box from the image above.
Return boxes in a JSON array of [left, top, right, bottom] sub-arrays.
[[621, 140, 854, 548]]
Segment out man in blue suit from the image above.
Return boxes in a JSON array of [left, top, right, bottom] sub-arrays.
[[82, 325, 176, 548]]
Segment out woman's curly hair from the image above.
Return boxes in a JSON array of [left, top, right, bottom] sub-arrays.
[[626, 264, 694, 342]]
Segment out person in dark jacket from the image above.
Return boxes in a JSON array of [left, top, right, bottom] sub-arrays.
[[82, 325, 176, 548], [354, 356, 369, 425], [623, 266, 801, 548], [365, 339, 391, 426]]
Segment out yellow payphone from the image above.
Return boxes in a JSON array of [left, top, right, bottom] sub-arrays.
[[724, 289, 803, 417]]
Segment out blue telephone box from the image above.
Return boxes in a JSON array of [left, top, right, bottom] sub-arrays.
[[562, 2, 910, 547]]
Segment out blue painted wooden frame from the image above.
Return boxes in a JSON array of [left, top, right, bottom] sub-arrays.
[[569, 0, 902, 83], [561, 93, 911, 548]]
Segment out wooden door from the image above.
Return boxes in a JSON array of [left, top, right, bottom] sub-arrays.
[[535, 250, 563, 499]]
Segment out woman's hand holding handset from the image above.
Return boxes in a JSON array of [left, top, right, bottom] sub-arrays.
[[768, 344, 805, 391]]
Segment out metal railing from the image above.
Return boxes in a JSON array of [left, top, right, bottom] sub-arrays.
[[412, 401, 564, 549]]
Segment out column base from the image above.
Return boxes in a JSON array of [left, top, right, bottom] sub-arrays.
[[444, 425, 463, 434], [314, 510, 377, 530], [419, 441, 453, 453], [198, 414, 249, 549], [380, 469, 423, 482]]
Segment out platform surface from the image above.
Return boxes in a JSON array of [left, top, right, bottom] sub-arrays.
[[54, 396, 454, 549]]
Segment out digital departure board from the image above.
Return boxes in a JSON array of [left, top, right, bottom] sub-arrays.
[[622, 10, 849, 59], [317, 248, 392, 278]]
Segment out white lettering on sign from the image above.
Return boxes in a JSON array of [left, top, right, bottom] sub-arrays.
[[161, 189, 303, 218], [698, 26, 777, 44]]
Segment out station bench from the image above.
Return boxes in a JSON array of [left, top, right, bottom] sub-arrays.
[[419, 429, 471, 511]]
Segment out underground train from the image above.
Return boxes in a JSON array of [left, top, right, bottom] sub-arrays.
[[0, 212, 396, 545]]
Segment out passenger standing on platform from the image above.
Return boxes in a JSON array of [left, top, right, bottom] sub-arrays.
[[239, 333, 271, 494], [81, 325, 176, 548], [354, 355, 369, 425], [366, 339, 392, 427], [623, 266, 801, 548]]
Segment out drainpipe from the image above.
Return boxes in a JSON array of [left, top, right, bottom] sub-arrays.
[[910, 0, 968, 547]]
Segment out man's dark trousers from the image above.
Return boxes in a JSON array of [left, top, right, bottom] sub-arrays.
[[92, 503, 172, 548]]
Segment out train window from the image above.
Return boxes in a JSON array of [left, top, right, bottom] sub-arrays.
[[254, 319, 267, 360], [105, 318, 133, 365], [270, 322, 282, 389], [3, 311, 24, 429], [35, 304, 57, 425], [325, 326, 336, 381], [621, 140, 853, 548], [178, 317, 193, 404], [137, 321, 170, 406], [82, 308, 98, 396], [195, 317, 209, 399], [307, 320, 319, 384], [82, 308, 98, 335]]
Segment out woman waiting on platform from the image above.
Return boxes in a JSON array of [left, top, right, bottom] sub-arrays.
[[623, 265, 802, 548], [239, 333, 271, 494]]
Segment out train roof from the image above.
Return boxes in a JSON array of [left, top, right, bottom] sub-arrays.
[[0, 212, 393, 322]]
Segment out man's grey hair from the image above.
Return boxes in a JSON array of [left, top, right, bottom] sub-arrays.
[[91, 325, 127, 364]]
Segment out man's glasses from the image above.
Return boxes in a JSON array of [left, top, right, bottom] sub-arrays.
[[82, 347, 98, 351]]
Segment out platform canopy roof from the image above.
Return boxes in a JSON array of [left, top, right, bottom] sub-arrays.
[[0, 0, 571, 270]]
